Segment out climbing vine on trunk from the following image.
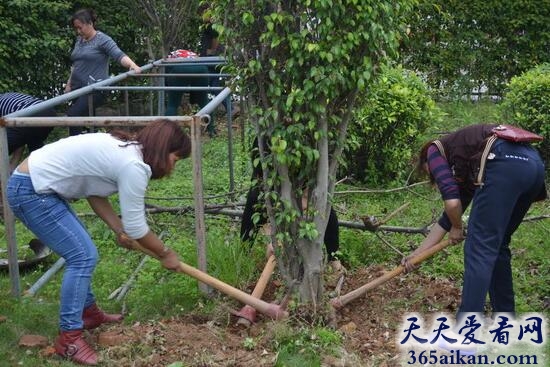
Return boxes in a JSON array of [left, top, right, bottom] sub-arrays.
[[211, 0, 414, 304]]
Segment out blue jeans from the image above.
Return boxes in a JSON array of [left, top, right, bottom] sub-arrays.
[[458, 140, 546, 318], [7, 173, 98, 331]]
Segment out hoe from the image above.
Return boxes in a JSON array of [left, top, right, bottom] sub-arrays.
[[129, 241, 287, 320], [331, 239, 451, 309]]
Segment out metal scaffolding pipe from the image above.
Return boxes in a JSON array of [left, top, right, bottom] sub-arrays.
[[191, 116, 208, 294], [25, 258, 66, 297], [157, 56, 225, 66], [4, 61, 159, 119], [129, 73, 230, 78], [1, 56, 235, 298], [0, 127, 19, 296], [94, 86, 224, 92], [158, 62, 224, 67], [1, 116, 193, 128], [197, 87, 232, 116]]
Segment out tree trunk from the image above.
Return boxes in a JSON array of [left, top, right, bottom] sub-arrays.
[[296, 237, 324, 306]]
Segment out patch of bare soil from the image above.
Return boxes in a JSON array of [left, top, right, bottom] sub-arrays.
[[333, 266, 460, 366], [93, 265, 461, 367]]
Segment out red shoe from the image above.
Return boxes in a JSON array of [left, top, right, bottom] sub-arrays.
[[82, 303, 123, 330], [54, 329, 98, 365]]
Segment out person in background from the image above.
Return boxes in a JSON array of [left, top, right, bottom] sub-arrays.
[[199, 10, 239, 119], [240, 137, 343, 273], [402, 123, 546, 322], [7, 119, 190, 365], [0, 92, 56, 172], [164, 49, 212, 135], [65, 8, 141, 135], [200, 15, 224, 58]]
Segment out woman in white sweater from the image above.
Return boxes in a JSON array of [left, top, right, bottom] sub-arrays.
[[7, 119, 190, 365]]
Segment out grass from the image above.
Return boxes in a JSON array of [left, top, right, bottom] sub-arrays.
[[0, 99, 548, 366]]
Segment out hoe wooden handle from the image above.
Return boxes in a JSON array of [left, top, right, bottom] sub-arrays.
[[331, 240, 451, 309], [250, 255, 276, 299], [129, 240, 287, 320], [236, 254, 277, 325]]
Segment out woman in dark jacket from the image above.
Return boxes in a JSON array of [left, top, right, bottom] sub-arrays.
[[403, 124, 546, 320], [240, 137, 343, 272]]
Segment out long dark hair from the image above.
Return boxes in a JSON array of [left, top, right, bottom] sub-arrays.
[[110, 119, 191, 179]]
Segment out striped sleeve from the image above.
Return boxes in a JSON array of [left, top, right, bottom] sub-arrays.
[[427, 144, 460, 200], [0, 93, 41, 116]]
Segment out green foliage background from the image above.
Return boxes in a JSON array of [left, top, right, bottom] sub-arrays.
[[343, 65, 443, 185], [401, 0, 550, 97], [2, 0, 549, 101], [500, 63, 550, 163], [0, 0, 200, 98], [0, 0, 71, 96]]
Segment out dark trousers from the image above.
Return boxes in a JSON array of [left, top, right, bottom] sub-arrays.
[[67, 91, 105, 136], [240, 185, 340, 261], [7, 127, 53, 154], [458, 140, 545, 318], [7, 106, 56, 154], [165, 65, 213, 135]]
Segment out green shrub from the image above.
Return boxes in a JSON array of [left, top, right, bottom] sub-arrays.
[[342, 65, 443, 185], [500, 63, 550, 162]]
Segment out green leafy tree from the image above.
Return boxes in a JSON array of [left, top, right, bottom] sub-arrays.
[[134, 0, 202, 58], [0, 0, 71, 97], [211, 0, 414, 303]]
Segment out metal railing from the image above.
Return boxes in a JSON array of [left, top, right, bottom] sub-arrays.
[[1, 56, 235, 297]]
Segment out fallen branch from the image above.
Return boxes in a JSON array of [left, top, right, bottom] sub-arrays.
[[333, 181, 429, 195], [144, 188, 249, 202], [374, 232, 405, 257], [340, 220, 430, 234], [523, 214, 550, 222], [78, 205, 432, 235], [144, 204, 433, 234], [80, 204, 549, 234]]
